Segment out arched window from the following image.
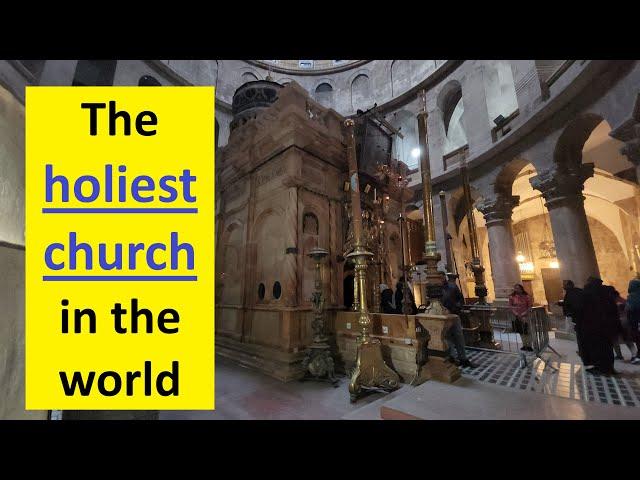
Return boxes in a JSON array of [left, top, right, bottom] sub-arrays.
[[138, 75, 161, 86], [351, 74, 371, 112], [442, 89, 463, 136], [483, 62, 518, 127], [72, 60, 117, 86], [303, 212, 319, 235], [391, 60, 410, 97], [314, 83, 333, 107], [241, 72, 259, 83], [438, 81, 467, 155], [315, 83, 332, 93]]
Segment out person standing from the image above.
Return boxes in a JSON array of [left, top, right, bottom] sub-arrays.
[[508, 284, 533, 352], [559, 280, 585, 360], [581, 277, 617, 375], [626, 278, 640, 364], [609, 288, 638, 361], [380, 284, 396, 314], [394, 276, 417, 315], [441, 271, 473, 368]]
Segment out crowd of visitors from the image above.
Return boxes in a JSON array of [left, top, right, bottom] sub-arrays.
[[560, 276, 640, 376], [378, 269, 640, 378]]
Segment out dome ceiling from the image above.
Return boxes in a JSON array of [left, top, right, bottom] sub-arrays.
[[250, 60, 368, 74]]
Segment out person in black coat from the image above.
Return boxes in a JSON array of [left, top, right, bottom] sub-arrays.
[[380, 284, 396, 314], [559, 280, 585, 359], [394, 276, 417, 315], [442, 274, 465, 315], [581, 276, 617, 375]]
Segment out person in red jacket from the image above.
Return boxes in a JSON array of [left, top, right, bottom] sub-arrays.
[[509, 284, 533, 351]]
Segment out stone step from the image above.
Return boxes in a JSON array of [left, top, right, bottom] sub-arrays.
[[376, 377, 640, 420]]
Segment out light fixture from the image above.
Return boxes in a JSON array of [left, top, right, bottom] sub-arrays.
[[519, 262, 535, 275], [343, 181, 350, 192], [364, 184, 372, 194], [411, 147, 420, 158], [537, 195, 556, 259], [516, 253, 526, 263], [550, 260, 559, 269]]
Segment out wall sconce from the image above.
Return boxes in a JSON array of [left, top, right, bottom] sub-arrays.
[[549, 260, 559, 269], [343, 181, 350, 192]]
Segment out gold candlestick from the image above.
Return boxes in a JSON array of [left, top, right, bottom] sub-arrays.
[[344, 119, 400, 402], [416, 90, 445, 314], [460, 161, 487, 304]]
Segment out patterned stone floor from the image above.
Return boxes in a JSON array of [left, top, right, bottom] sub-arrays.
[[462, 348, 640, 407]]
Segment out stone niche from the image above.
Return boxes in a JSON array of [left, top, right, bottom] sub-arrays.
[[215, 81, 347, 381]]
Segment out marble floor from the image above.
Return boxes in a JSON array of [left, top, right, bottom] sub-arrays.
[[159, 356, 390, 420], [159, 333, 640, 420]]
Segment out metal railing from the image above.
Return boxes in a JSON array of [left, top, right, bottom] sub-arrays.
[[465, 305, 551, 356]]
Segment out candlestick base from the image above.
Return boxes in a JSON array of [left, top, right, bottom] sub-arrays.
[[348, 339, 400, 403], [302, 343, 339, 386]]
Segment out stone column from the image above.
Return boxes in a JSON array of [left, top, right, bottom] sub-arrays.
[[476, 193, 521, 304], [461, 64, 494, 156], [530, 163, 600, 286], [39, 60, 78, 85]]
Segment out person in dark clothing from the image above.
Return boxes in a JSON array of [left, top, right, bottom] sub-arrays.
[[559, 280, 585, 360], [380, 284, 396, 314], [442, 273, 465, 315], [626, 278, 640, 364], [441, 272, 473, 368], [581, 276, 617, 375], [394, 276, 417, 315], [609, 287, 637, 361]]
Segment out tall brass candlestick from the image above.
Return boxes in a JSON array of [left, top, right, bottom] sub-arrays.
[[302, 247, 337, 385], [439, 190, 454, 274], [344, 119, 399, 402], [416, 90, 446, 314], [460, 161, 488, 304]]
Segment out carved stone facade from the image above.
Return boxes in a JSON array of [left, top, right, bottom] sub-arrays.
[[216, 82, 347, 381]]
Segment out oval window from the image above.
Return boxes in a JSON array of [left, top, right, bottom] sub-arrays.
[[258, 283, 265, 300], [273, 281, 282, 299]]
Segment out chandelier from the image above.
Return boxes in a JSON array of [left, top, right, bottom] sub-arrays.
[[537, 195, 558, 267]]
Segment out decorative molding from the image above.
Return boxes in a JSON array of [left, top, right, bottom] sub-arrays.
[[476, 194, 520, 225], [529, 163, 594, 208]]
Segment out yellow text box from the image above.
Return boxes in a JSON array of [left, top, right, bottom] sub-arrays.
[[26, 86, 215, 409]]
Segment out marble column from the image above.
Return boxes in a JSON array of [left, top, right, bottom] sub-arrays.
[[461, 64, 494, 156], [476, 193, 521, 304], [530, 163, 600, 286], [39, 60, 78, 85], [620, 124, 640, 185]]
